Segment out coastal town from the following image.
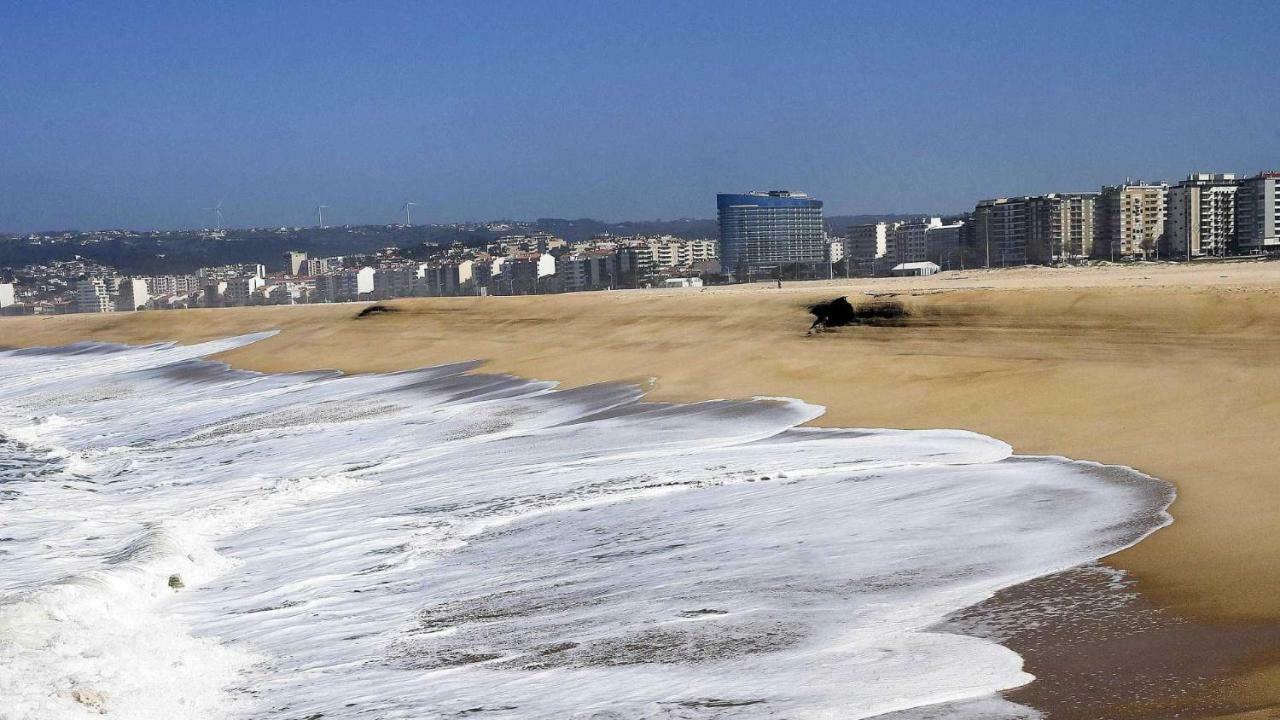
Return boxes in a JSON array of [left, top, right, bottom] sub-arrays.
[[1, 168, 1277, 315]]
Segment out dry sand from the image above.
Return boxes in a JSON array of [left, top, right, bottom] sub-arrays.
[[5, 261, 1280, 716]]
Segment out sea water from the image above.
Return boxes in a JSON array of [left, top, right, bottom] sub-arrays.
[[0, 334, 1172, 719]]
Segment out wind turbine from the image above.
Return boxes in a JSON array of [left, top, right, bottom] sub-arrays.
[[401, 201, 417, 226], [316, 204, 329, 228], [206, 200, 225, 230]]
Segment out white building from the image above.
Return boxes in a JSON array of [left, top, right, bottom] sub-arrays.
[[118, 278, 150, 311], [1236, 172, 1280, 252], [827, 239, 845, 263], [75, 278, 112, 313], [1167, 173, 1238, 258], [661, 277, 704, 288], [0, 283, 14, 309], [284, 251, 308, 276], [891, 261, 941, 276]]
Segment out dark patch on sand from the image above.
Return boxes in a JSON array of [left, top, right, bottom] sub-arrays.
[[807, 296, 909, 332], [356, 304, 400, 318]]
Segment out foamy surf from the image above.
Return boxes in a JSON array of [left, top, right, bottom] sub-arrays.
[[0, 335, 1172, 719]]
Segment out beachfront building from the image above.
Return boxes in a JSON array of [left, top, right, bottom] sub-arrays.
[[75, 277, 111, 313], [924, 221, 964, 268], [1166, 173, 1238, 259], [846, 222, 892, 265], [1097, 183, 1167, 260], [970, 198, 1029, 266], [888, 217, 943, 264], [1235, 172, 1280, 254], [717, 190, 825, 280], [1024, 193, 1099, 264]]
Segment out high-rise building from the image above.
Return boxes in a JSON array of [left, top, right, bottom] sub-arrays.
[[373, 265, 426, 299], [284, 251, 308, 276], [845, 222, 892, 264], [1167, 173, 1238, 259], [924, 221, 964, 267], [888, 217, 943, 263], [717, 191, 825, 278], [1235, 172, 1280, 252], [75, 278, 111, 313], [1025, 193, 1099, 264], [971, 198, 1028, 266], [1098, 183, 1167, 260], [0, 283, 15, 309], [118, 278, 150, 311], [224, 276, 265, 307]]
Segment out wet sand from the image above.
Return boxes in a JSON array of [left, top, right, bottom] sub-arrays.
[[5, 261, 1280, 716]]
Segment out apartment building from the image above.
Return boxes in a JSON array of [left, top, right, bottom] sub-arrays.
[[75, 278, 111, 313], [889, 217, 943, 263], [1166, 174, 1238, 258], [118, 278, 150, 311], [373, 265, 426, 299], [971, 198, 1028, 266], [1, 283, 16, 309], [557, 252, 614, 292], [1235, 172, 1280, 252], [647, 238, 718, 268], [1098, 183, 1167, 259], [283, 251, 308, 275], [1025, 193, 1099, 264], [924, 222, 964, 267], [224, 276, 265, 307], [845, 222, 892, 264], [313, 267, 374, 302]]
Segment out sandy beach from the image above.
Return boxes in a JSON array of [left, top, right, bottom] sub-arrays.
[[6, 261, 1280, 718]]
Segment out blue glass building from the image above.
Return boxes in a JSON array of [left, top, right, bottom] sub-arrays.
[[717, 191, 825, 278]]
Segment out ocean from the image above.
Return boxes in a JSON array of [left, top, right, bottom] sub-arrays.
[[0, 334, 1172, 719]]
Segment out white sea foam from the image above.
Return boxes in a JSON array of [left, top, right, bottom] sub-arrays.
[[0, 335, 1172, 719]]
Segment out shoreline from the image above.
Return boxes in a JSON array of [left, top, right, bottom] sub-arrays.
[[6, 263, 1280, 716]]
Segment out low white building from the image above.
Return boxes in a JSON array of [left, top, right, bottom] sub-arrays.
[[661, 277, 704, 288], [891, 261, 941, 277]]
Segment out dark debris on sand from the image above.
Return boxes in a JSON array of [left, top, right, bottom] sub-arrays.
[[356, 304, 400, 318], [807, 296, 908, 333]]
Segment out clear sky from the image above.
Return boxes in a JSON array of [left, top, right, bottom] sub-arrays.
[[3, 0, 1278, 232]]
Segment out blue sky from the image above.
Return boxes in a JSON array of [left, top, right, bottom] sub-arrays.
[[2, 0, 1278, 232]]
